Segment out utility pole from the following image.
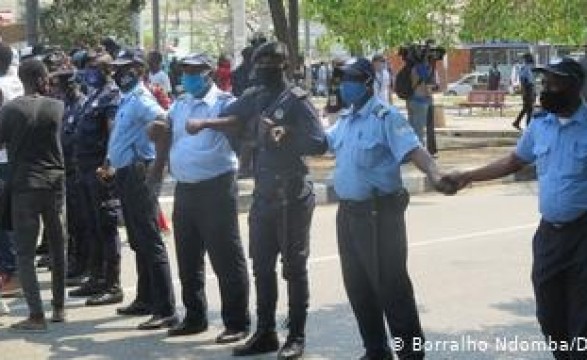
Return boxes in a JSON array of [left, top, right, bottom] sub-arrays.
[[25, 0, 39, 45], [231, 0, 246, 65], [153, 0, 161, 51]]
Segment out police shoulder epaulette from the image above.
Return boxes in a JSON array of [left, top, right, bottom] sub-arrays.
[[532, 110, 549, 119], [372, 104, 390, 120], [290, 86, 307, 99]]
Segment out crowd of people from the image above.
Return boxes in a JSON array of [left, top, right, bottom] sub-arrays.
[[0, 33, 585, 360]]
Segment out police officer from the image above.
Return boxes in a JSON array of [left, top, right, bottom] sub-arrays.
[[99, 49, 177, 330], [148, 53, 250, 342], [53, 69, 89, 286], [69, 52, 123, 306], [447, 58, 587, 360], [185, 41, 326, 359], [325, 58, 455, 360]]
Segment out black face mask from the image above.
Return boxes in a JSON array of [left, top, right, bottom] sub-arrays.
[[539, 90, 573, 114], [254, 66, 283, 85], [113, 69, 140, 92]]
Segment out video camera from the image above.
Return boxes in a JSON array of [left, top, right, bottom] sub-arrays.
[[399, 41, 446, 65]]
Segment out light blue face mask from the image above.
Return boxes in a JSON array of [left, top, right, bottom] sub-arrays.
[[340, 81, 368, 107], [181, 73, 210, 97]]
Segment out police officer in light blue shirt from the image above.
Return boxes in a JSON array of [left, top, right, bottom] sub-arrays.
[[99, 48, 177, 330], [326, 57, 454, 360], [148, 53, 250, 342], [447, 58, 587, 360]]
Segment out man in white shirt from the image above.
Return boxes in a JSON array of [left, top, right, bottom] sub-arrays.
[[147, 50, 172, 96], [372, 54, 391, 105]]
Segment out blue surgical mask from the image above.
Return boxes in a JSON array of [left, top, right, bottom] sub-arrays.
[[340, 81, 368, 107], [84, 68, 105, 88], [181, 73, 209, 97]]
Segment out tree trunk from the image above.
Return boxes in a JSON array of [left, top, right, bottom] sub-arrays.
[[267, 0, 298, 77], [288, 0, 299, 70], [26, 0, 39, 45]]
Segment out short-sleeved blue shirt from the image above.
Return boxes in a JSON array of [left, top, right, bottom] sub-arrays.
[[516, 104, 587, 222], [327, 97, 421, 201], [107, 83, 164, 169], [168, 84, 237, 183]]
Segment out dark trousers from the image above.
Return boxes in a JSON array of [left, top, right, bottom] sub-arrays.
[[172, 172, 250, 329], [0, 163, 15, 275], [78, 168, 121, 285], [532, 215, 587, 360], [337, 190, 424, 360], [248, 186, 314, 338], [12, 189, 65, 316], [426, 100, 437, 155], [64, 169, 89, 276], [115, 161, 175, 316]]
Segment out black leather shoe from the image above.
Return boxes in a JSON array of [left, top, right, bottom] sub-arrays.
[[69, 280, 105, 297], [215, 328, 249, 344], [233, 330, 279, 356], [278, 337, 305, 359], [137, 314, 179, 330], [167, 320, 208, 337], [116, 301, 151, 316], [66, 274, 89, 287], [86, 287, 124, 306]]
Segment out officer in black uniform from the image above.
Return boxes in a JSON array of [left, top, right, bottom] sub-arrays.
[[54, 69, 89, 285], [185, 41, 327, 359], [68, 52, 123, 306]]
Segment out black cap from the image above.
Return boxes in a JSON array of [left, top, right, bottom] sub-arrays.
[[111, 48, 146, 66], [534, 57, 585, 86], [179, 53, 213, 68], [340, 57, 375, 82], [251, 41, 288, 64]]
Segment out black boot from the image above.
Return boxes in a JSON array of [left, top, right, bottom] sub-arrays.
[[233, 330, 280, 356], [69, 278, 105, 297], [278, 336, 305, 359], [86, 262, 123, 306]]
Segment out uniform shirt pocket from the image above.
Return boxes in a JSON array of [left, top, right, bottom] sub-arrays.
[[532, 144, 550, 176], [569, 142, 587, 176], [354, 139, 384, 168]]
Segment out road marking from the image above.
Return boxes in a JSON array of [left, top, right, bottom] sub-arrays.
[[5, 223, 536, 312]]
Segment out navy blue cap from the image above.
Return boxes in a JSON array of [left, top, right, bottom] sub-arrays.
[[111, 48, 146, 66], [534, 57, 585, 85], [340, 57, 375, 81], [179, 53, 214, 68]]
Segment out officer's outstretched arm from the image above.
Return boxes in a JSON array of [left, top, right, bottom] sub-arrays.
[[454, 152, 527, 186], [408, 146, 456, 195]]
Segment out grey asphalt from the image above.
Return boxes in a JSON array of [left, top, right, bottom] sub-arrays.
[[0, 182, 552, 359]]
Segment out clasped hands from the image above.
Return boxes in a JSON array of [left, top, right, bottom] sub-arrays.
[[431, 171, 472, 196]]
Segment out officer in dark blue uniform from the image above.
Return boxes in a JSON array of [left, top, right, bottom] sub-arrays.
[[69, 52, 123, 306], [53, 69, 89, 285], [185, 41, 326, 359]]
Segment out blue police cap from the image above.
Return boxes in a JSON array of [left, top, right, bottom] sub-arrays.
[[340, 57, 375, 82], [534, 57, 585, 86], [111, 48, 146, 66], [179, 53, 214, 68]]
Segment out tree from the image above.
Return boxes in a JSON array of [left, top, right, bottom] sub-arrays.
[[40, 0, 145, 48], [460, 0, 587, 45], [268, 0, 300, 73]]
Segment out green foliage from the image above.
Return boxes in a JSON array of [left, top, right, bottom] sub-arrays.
[[305, 0, 587, 54], [456, 0, 587, 45], [40, 0, 146, 48]]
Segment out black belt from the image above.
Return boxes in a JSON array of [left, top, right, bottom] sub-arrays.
[[543, 212, 587, 230], [339, 188, 408, 210]]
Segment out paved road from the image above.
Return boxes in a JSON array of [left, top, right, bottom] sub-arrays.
[[1, 182, 554, 359]]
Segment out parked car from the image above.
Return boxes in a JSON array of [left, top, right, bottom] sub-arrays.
[[445, 72, 489, 96]]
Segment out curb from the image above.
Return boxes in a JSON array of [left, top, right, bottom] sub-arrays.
[[158, 166, 536, 214]]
